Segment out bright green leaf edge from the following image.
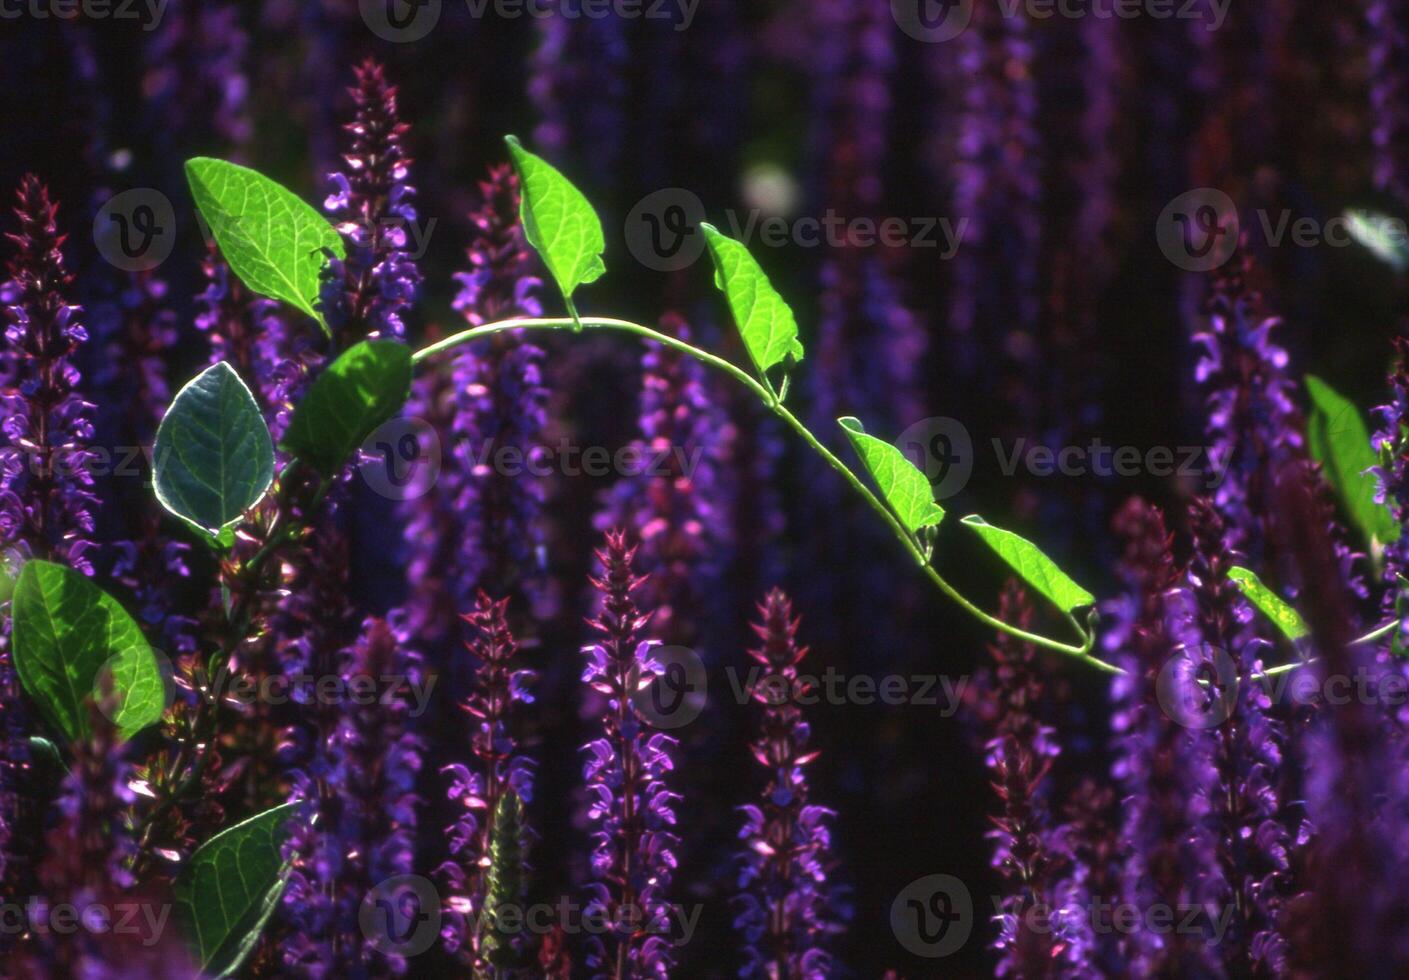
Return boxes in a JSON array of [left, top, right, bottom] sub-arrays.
[[1305, 374, 1400, 547], [700, 222, 804, 382], [961, 515, 1096, 614], [838, 417, 944, 534], [1228, 565, 1310, 641]]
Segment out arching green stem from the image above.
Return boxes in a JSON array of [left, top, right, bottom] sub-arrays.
[[413, 315, 1121, 673]]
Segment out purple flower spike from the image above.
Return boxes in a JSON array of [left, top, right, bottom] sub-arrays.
[[581, 530, 679, 978], [282, 615, 424, 976], [1, 175, 98, 574], [437, 591, 537, 968], [734, 589, 843, 979], [318, 59, 421, 342]]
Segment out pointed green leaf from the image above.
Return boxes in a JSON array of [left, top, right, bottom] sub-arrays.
[[961, 516, 1095, 613], [504, 135, 605, 310], [702, 223, 804, 379], [1305, 374, 1400, 548], [1344, 209, 1409, 273], [839, 417, 945, 534], [1228, 566, 1309, 642], [185, 157, 344, 328], [282, 340, 412, 476], [11, 561, 165, 742], [173, 803, 300, 977], [154, 363, 274, 535]]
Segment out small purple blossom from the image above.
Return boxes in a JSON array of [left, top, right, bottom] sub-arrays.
[[734, 588, 842, 979], [581, 530, 679, 978]]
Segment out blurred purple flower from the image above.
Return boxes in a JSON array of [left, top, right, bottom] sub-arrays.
[[282, 615, 424, 976], [581, 530, 679, 978], [734, 589, 843, 979]]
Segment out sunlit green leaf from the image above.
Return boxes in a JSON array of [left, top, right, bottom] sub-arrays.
[[701, 223, 804, 381], [11, 561, 165, 742], [154, 362, 274, 536], [1344, 209, 1409, 273], [174, 803, 299, 977], [1305, 374, 1399, 548], [838, 417, 944, 534], [504, 135, 605, 313], [961, 516, 1095, 613], [185, 157, 344, 328], [1228, 566, 1309, 642], [282, 340, 412, 476]]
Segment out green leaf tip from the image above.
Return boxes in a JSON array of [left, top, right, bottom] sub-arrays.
[[184, 157, 344, 331], [1228, 566, 1310, 642], [701, 223, 804, 383], [961, 515, 1096, 614], [11, 560, 166, 743], [154, 362, 274, 536], [504, 135, 606, 318], [1304, 373, 1399, 549], [838, 417, 944, 535]]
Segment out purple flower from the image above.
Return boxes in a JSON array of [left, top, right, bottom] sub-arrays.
[[142, 0, 252, 151], [282, 615, 424, 976], [1373, 337, 1409, 647], [596, 315, 733, 648], [1185, 496, 1291, 974], [581, 530, 679, 978], [1106, 498, 1222, 976], [402, 165, 550, 646], [1367, 1, 1409, 203], [734, 589, 843, 979], [318, 59, 421, 342], [1, 175, 99, 574], [437, 592, 537, 968]]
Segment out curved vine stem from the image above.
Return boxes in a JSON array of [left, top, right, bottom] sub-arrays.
[[413, 316, 1121, 674]]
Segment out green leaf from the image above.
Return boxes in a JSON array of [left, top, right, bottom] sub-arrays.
[[154, 363, 274, 536], [1305, 374, 1400, 548], [838, 417, 945, 534], [961, 516, 1096, 614], [1228, 566, 1310, 642], [281, 340, 412, 476], [701, 223, 804, 380], [11, 560, 166, 742], [174, 803, 300, 978], [185, 157, 344, 329], [1344, 209, 1409, 273], [504, 135, 605, 315]]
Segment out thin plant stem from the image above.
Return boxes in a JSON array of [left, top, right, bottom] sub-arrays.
[[412, 315, 1120, 673]]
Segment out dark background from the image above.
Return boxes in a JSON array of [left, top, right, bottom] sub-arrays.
[[1, 1, 1404, 975]]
